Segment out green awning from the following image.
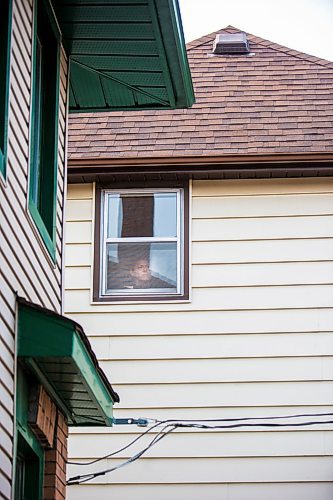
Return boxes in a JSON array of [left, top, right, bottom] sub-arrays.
[[53, 0, 195, 112], [17, 298, 119, 427]]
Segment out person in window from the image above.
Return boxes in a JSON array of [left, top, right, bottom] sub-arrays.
[[126, 258, 171, 290]]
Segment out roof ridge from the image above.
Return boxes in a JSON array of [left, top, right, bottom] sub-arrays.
[[186, 25, 234, 51], [246, 31, 333, 70], [186, 25, 333, 70]]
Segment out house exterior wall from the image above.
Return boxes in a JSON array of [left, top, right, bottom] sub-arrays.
[[65, 177, 333, 500], [0, 0, 68, 496], [44, 411, 68, 500]]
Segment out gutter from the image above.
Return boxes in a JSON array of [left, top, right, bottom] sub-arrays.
[[67, 152, 333, 177]]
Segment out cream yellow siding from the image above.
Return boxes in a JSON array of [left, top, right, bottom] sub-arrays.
[[0, 0, 68, 495], [65, 178, 333, 500]]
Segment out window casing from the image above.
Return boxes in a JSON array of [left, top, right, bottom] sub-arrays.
[[28, 0, 60, 260], [0, 0, 12, 178], [15, 367, 44, 500], [96, 185, 188, 301]]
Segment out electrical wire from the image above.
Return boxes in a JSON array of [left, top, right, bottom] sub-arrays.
[[68, 410, 333, 467], [67, 423, 179, 485], [67, 419, 171, 466], [67, 411, 333, 485], [153, 411, 333, 424], [174, 420, 333, 430]]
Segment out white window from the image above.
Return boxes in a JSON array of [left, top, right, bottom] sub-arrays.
[[99, 188, 185, 299]]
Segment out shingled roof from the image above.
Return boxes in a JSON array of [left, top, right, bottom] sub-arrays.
[[68, 26, 333, 160]]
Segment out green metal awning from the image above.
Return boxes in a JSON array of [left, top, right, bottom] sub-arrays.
[[53, 0, 195, 112], [18, 299, 119, 427]]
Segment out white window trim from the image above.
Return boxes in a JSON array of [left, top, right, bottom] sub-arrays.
[[100, 187, 184, 298]]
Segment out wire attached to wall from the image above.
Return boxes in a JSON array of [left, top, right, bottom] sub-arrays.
[[67, 411, 333, 485], [67, 423, 179, 485], [67, 419, 167, 466]]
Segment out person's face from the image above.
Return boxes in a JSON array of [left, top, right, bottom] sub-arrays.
[[131, 259, 151, 281]]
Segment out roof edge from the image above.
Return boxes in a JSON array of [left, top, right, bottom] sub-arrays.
[[68, 152, 333, 170]]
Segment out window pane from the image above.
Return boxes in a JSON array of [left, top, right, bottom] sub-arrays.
[[31, 36, 43, 206], [107, 192, 177, 238], [107, 195, 122, 238], [106, 242, 177, 293], [153, 193, 177, 237]]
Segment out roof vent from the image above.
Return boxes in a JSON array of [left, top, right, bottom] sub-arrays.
[[213, 32, 249, 54]]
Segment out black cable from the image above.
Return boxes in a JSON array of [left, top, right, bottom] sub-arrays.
[[67, 417, 333, 485], [67, 424, 176, 484], [67, 423, 180, 485], [67, 419, 171, 466], [174, 419, 333, 430], [67, 412, 333, 484], [68, 411, 333, 467], [154, 411, 333, 424]]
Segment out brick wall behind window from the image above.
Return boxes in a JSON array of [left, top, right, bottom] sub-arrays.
[[44, 411, 68, 500]]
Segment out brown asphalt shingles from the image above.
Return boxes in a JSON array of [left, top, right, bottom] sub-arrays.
[[68, 26, 333, 159]]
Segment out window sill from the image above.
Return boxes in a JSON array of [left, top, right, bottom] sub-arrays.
[[28, 199, 56, 264], [0, 149, 7, 183], [91, 296, 191, 306]]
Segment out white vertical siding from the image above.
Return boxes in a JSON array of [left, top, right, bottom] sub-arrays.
[[65, 177, 333, 500], [0, 0, 68, 496]]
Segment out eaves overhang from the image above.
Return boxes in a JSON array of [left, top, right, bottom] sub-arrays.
[[67, 152, 333, 182], [17, 298, 119, 427], [53, 0, 194, 112]]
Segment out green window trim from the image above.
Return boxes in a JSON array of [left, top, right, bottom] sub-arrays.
[[15, 366, 44, 500], [28, 198, 57, 260], [0, 0, 13, 179], [28, 0, 61, 261]]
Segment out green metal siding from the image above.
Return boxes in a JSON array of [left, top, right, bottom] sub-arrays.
[[18, 300, 118, 427], [0, 0, 13, 178], [54, 0, 195, 112]]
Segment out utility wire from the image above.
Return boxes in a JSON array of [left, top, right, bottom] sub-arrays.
[[153, 411, 333, 424], [67, 419, 170, 466], [67, 412, 333, 485], [67, 423, 179, 485], [174, 419, 333, 430], [68, 411, 333, 467]]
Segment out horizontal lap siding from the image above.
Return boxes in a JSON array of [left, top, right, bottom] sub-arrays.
[[66, 483, 333, 500], [67, 456, 333, 483], [0, 1, 68, 497], [65, 178, 333, 500]]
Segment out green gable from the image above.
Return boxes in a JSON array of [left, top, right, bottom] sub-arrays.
[[54, 0, 195, 112]]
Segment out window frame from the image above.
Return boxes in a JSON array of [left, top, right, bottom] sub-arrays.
[[93, 181, 189, 302], [15, 366, 44, 500], [28, 0, 61, 261], [0, 0, 13, 179]]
